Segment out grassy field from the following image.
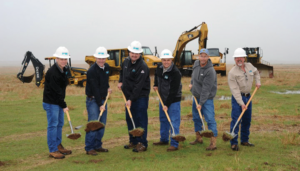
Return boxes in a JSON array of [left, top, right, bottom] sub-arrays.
[[0, 65, 299, 171]]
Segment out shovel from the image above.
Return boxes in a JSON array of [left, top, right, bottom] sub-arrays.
[[193, 96, 214, 138], [65, 111, 81, 140], [121, 91, 144, 137], [85, 92, 110, 133], [155, 90, 186, 142], [222, 87, 258, 142]]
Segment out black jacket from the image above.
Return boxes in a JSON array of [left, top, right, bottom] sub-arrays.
[[43, 64, 69, 108], [119, 57, 150, 102], [154, 63, 182, 107], [85, 63, 110, 107]]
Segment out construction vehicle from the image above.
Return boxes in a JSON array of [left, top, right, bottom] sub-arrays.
[[242, 47, 274, 78], [172, 22, 208, 76], [85, 46, 161, 81], [207, 48, 229, 76], [17, 51, 87, 88]]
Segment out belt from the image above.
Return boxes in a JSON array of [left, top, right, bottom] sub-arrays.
[[241, 93, 250, 97], [87, 96, 105, 100]]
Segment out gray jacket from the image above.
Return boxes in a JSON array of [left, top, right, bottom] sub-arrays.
[[190, 59, 217, 106]]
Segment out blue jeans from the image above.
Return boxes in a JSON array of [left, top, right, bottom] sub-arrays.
[[43, 102, 64, 153], [159, 101, 181, 148], [192, 98, 218, 137], [125, 97, 149, 147], [230, 95, 252, 145], [85, 98, 107, 152]]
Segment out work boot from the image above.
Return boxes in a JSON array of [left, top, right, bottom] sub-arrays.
[[167, 146, 178, 152], [190, 132, 203, 145], [241, 142, 255, 147], [86, 150, 98, 156], [132, 142, 147, 152], [206, 137, 217, 151], [95, 147, 109, 152], [124, 142, 136, 149], [153, 141, 169, 146], [231, 144, 239, 151], [49, 151, 65, 159], [58, 144, 72, 155]]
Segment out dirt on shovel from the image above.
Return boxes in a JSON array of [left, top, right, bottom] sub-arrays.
[[129, 127, 144, 137], [172, 135, 186, 142], [67, 133, 81, 140], [222, 132, 233, 142], [85, 121, 104, 133], [201, 131, 214, 138]]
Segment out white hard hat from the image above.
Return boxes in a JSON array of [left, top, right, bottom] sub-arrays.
[[233, 48, 247, 58], [127, 41, 143, 53], [160, 49, 174, 59], [53, 46, 71, 58], [93, 47, 109, 58]]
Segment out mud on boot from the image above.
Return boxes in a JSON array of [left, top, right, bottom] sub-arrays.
[[190, 132, 203, 145], [206, 137, 217, 151]]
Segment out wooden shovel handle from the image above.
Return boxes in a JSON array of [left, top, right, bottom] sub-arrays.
[[155, 90, 172, 123], [66, 111, 71, 122], [193, 96, 204, 121], [99, 92, 110, 117], [236, 87, 258, 122], [121, 91, 133, 119]]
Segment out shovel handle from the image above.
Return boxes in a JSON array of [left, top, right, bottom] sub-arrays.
[[99, 92, 110, 117], [193, 96, 204, 121], [155, 90, 172, 123], [121, 91, 133, 119], [66, 111, 71, 122], [236, 87, 258, 123]]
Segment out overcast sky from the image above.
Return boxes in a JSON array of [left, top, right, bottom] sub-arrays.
[[1, 0, 299, 66]]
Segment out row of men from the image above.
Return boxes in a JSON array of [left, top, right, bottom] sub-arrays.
[[42, 41, 261, 159]]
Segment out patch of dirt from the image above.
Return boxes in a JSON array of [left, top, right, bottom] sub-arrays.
[[220, 103, 230, 109], [201, 131, 214, 138], [73, 161, 85, 164], [67, 133, 81, 140], [263, 162, 269, 165], [0, 161, 5, 166], [206, 153, 212, 156], [89, 159, 103, 163]]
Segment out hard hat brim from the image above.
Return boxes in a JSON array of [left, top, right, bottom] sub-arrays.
[[232, 55, 247, 58], [53, 54, 71, 58], [128, 46, 143, 53], [93, 54, 110, 58], [160, 56, 174, 59]]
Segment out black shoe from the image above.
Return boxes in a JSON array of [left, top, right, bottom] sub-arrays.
[[231, 144, 239, 151], [241, 142, 255, 147]]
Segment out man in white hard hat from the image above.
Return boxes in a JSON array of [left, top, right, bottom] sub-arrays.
[[43, 46, 72, 159], [228, 48, 261, 151], [118, 41, 150, 152], [153, 49, 182, 152], [85, 47, 112, 155], [189, 48, 218, 150]]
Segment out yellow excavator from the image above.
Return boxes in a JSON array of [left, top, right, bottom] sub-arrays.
[[207, 48, 228, 76], [172, 22, 208, 76], [243, 47, 274, 78], [17, 51, 87, 87], [85, 46, 161, 81]]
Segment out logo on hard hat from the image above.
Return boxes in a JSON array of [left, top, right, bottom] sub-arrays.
[[164, 53, 169, 56], [62, 52, 68, 55], [98, 52, 105, 55], [133, 47, 139, 50]]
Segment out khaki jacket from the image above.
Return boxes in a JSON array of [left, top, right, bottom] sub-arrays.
[[228, 63, 260, 106]]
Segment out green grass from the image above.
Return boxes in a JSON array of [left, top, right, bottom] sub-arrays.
[[0, 67, 300, 170]]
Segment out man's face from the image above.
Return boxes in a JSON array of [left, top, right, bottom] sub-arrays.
[[161, 58, 172, 68], [129, 52, 141, 62], [96, 58, 106, 67], [199, 53, 209, 65], [234, 57, 245, 67], [56, 58, 68, 68]]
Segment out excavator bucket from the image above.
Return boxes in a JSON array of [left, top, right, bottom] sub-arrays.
[[253, 63, 274, 78], [21, 74, 35, 83]]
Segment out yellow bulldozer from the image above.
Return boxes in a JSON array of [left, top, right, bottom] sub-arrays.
[[85, 46, 161, 81], [243, 47, 274, 78], [207, 48, 228, 76], [17, 51, 87, 87]]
